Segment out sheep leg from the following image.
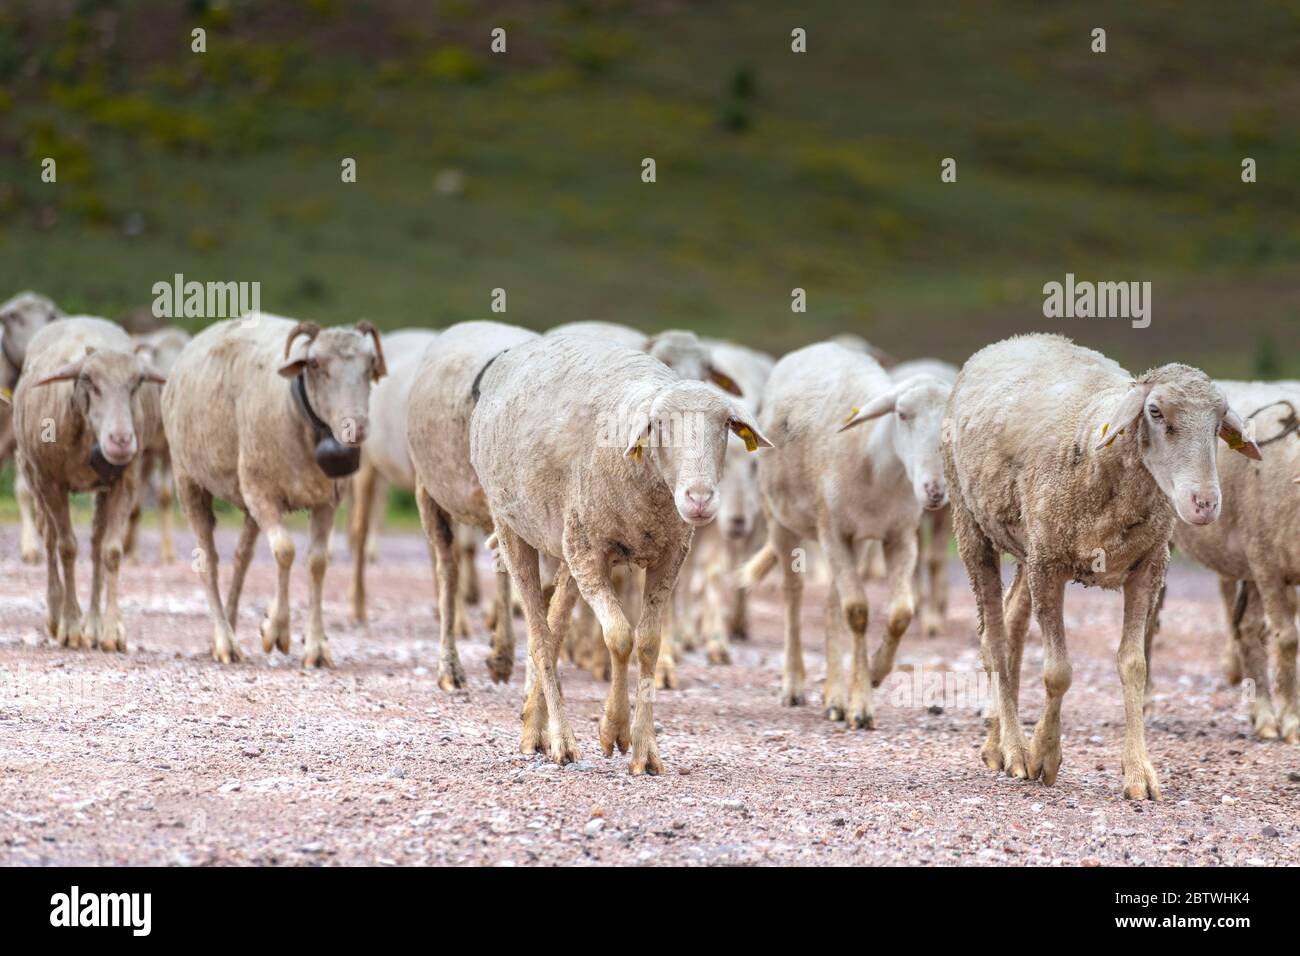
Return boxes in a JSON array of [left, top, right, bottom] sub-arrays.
[[984, 565, 1030, 766], [36, 493, 64, 642], [823, 582, 847, 720], [926, 506, 951, 635], [348, 457, 378, 624], [415, 487, 464, 690], [954, 500, 1027, 777], [224, 512, 260, 632], [626, 549, 686, 776], [176, 473, 242, 663], [702, 545, 731, 665], [655, 575, 680, 690], [1026, 568, 1069, 785], [765, 523, 805, 706], [1256, 578, 1299, 745], [725, 535, 749, 641], [871, 531, 918, 686], [501, 525, 577, 765], [94, 473, 136, 654], [157, 452, 176, 564], [1216, 576, 1244, 686], [820, 525, 873, 729], [47, 487, 84, 649], [16, 463, 43, 565], [486, 566, 515, 683], [571, 558, 633, 757], [1119, 559, 1163, 800], [461, 537, 481, 607], [1231, 582, 1276, 739], [247, 499, 294, 657], [301, 504, 335, 669], [86, 490, 110, 649]]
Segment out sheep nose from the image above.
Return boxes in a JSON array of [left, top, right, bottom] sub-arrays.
[[343, 416, 369, 445], [727, 515, 748, 538], [923, 480, 948, 509], [104, 432, 135, 462], [1187, 488, 1220, 524]]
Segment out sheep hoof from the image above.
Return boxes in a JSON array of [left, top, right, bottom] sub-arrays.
[[437, 660, 466, 691], [1028, 736, 1061, 786], [302, 643, 334, 669], [212, 635, 244, 664], [57, 615, 84, 650], [847, 709, 876, 731], [705, 642, 730, 666], [20, 547, 41, 566], [654, 664, 678, 690], [824, 704, 845, 722], [1280, 710, 1300, 745], [1121, 758, 1162, 801], [485, 652, 513, 684], [629, 743, 663, 776], [980, 737, 1004, 771], [780, 688, 806, 707], [260, 616, 291, 655], [1000, 739, 1029, 779], [547, 731, 580, 766], [599, 714, 631, 756]]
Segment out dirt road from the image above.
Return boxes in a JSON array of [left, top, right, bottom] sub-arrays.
[[1, 523, 1296, 866]]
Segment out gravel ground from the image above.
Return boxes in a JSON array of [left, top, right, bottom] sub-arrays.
[[1, 522, 1297, 867]]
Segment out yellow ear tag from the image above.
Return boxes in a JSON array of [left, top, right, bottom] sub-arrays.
[[1100, 422, 1109, 438], [843, 406, 859, 426], [629, 439, 646, 461], [0, 386, 10, 401], [737, 425, 759, 452], [1224, 429, 1246, 450]]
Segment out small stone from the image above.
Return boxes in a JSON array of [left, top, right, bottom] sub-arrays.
[[1262, 825, 1280, 838], [584, 818, 606, 837], [388, 766, 406, 779], [1080, 857, 1101, 867], [721, 799, 745, 811], [218, 781, 241, 794], [1221, 795, 1238, 806], [926, 705, 943, 715], [241, 746, 262, 758], [299, 842, 325, 854]]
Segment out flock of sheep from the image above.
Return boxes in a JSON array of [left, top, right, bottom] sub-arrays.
[[1, 290, 1297, 800]]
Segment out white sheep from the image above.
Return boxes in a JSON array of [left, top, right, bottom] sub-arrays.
[[1168, 379, 1300, 743], [347, 328, 439, 624], [469, 334, 771, 771], [944, 333, 1260, 800], [10, 316, 165, 650], [741, 342, 950, 729], [124, 326, 192, 564], [1, 291, 63, 565], [162, 313, 386, 666], [405, 320, 538, 690], [891, 358, 959, 636]]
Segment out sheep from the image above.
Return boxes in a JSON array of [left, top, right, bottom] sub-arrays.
[[1164, 380, 1300, 743], [162, 313, 386, 666], [673, 338, 775, 663], [10, 316, 165, 650], [346, 328, 439, 624], [469, 334, 772, 771], [405, 320, 538, 690], [891, 358, 959, 636], [545, 320, 746, 687], [740, 342, 951, 729], [943, 333, 1260, 800], [123, 326, 192, 564], [1, 291, 63, 565]]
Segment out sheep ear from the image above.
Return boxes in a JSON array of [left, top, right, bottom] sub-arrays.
[[137, 357, 167, 386], [277, 359, 307, 379], [34, 359, 86, 387], [1095, 383, 1149, 450], [839, 389, 896, 432], [0, 387, 10, 406], [623, 410, 652, 461], [726, 404, 773, 451], [707, 365, 744, 397], [1219, 407, 1263, 460]]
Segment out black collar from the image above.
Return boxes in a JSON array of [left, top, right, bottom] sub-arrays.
[[291, 373, 362, 478], [292, 373, 332, 440]]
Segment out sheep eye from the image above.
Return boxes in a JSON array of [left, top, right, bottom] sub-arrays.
[[1147, 404, 1163, 421]]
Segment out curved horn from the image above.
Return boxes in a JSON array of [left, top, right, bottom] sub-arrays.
[[355, 320, 387, 381], [283, 321, 321, 360]]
